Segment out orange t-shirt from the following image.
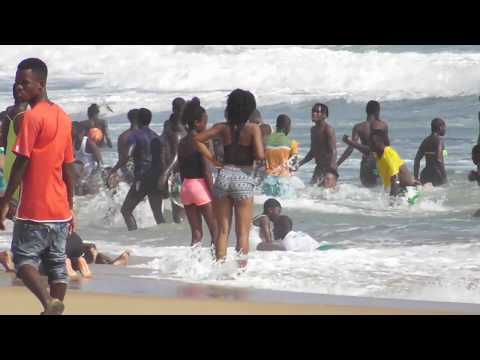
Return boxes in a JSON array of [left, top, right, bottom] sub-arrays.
[[13, 101, 75, 222]]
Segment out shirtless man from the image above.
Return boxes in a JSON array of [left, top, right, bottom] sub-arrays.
[[153, 101, 188, 224], [337, 100, 389, 187], [109, 109, 139, 184], [80, 103, 112, 148], [413, 118, 447, 186], [249, 109, 272, 140], [162, 97, 185, 136], [414, 118, 447, 186], [298, 103, 337, 185]]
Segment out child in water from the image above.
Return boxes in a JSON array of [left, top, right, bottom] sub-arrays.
[[250, 198, 283, 250], [257, 215, 322, 252]]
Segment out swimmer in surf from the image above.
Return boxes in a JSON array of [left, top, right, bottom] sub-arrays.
[[109, 109, 139, 185], [298, 103, 337, 186], [337, 100, 389, 187], [80, 103, 112, 148], [414, 118, 447, 186]]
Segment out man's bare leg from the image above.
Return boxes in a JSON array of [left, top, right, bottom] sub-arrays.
[[17, 264, 63, 314]]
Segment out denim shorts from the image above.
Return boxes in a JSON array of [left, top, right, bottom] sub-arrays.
[[11, 220, 69, 284], [213, 166, 255, 201]]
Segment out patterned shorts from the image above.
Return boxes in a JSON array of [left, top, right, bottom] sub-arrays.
[[213, 166, 255, 201]]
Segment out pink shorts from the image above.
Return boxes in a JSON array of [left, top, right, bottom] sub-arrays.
[[180, 178, 213, 206]]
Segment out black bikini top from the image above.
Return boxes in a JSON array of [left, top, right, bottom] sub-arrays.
[[223, 124, 254, 166]]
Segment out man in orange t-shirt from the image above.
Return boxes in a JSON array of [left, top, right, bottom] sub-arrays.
[[0, 58, 76, 315]]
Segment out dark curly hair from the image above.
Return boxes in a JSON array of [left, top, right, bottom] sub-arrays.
[[225, 89, 256, 127], [182, 97, 206, 131]]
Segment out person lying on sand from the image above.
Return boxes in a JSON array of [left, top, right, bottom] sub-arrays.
[[64, 232, 130, 279], [2, 232, 130, 279]]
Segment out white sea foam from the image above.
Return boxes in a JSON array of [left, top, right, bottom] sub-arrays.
[[127, 242, 480, 303], [1, 45, 480, 116]]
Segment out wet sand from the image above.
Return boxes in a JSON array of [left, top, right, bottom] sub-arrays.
[[1, 268, 480, 315]]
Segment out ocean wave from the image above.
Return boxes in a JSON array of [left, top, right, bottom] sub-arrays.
[[1, 45, 480, 116]]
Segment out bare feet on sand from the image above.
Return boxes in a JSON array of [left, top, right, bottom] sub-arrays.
[[65, 258, 79, 279], [0, 251, 15, 272], [77, 257, 92, 278], [112, 251, 130, 266]]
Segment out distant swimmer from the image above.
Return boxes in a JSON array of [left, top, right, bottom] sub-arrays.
[[109, 109, 139, 185], [414, 118, 447, 186], [249, 109, 272, 141], [249, 109, 271, 182], [177, 97, 218, 247], [262, 114, 300, 197], [257, 215, 320, 252], [337, 100, 390, 187], [72, 122, 104, 195], [108, 108, 164, 231], [80, 103, 113, 148], [162, 97, 186, 136], [468, 145, 480, 185], [298, 103, 337, 186]]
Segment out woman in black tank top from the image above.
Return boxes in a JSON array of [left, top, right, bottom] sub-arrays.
[[178, 98, 218, 248], [193, 89, 265, 267]]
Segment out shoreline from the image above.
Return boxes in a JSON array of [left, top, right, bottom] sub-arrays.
[[2, 269, 480, 315]]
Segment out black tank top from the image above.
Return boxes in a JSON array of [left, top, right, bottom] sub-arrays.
[[223, 124, 254, 166], [179, 150, 204, 179]]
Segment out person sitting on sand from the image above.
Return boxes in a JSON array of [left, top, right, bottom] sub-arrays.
[[414, 118, 447, 186], [257, 215, 320, 252], [262, 114, 300, 197]]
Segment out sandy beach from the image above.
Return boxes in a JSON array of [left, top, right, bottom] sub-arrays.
[[1, 268, 479, 315], [0, 287, 450, 315]]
